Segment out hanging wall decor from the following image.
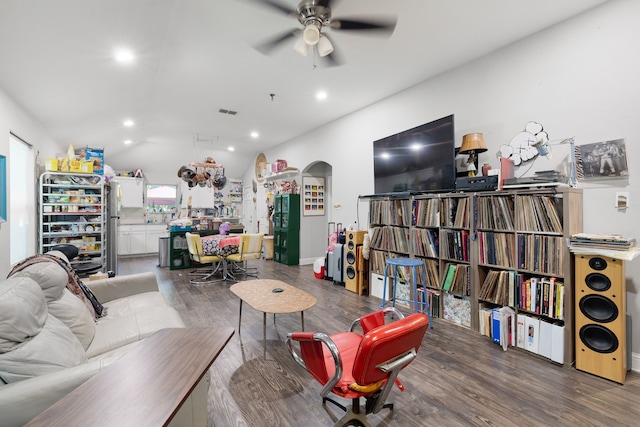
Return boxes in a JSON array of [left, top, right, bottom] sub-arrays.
[[302, 176, 325, 216]]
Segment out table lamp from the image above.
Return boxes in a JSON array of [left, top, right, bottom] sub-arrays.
[[460, 133, 488, 177]]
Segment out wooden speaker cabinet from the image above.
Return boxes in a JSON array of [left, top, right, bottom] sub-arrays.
[[345, 230, 367, 293], [356, 246, 369, 296], [574, 255, 627, 384]]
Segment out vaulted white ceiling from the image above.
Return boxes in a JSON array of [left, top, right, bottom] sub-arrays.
[[0, 0, 608, 178]]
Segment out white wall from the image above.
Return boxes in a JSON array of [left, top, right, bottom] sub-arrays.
[[0, 91, 64, 278], [250, 0, 640, 357]]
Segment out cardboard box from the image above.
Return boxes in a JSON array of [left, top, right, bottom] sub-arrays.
[[45, 158, 59, 171], [69, 159, 82, 172], [85, 147, 104, 175], [80, 161, 93, 173]]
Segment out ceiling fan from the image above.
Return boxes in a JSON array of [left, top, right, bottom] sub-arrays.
[[248, 0, 397, 65]]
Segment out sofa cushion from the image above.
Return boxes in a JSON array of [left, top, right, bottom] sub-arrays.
[[0, 314, 87, 383], [9, 255, 102, 318], [12, 263, 97, 350], [13, 262, 67, 302], [0, 277, 87, 383], [48, 289, 96, 350], [85, 293, 185, 358], [0, 277, 47, 353]]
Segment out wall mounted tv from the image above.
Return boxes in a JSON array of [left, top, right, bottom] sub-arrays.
[[373, 114, 455, 194]]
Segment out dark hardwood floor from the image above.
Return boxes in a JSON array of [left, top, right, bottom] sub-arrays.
[[119, 256, 640, 427]]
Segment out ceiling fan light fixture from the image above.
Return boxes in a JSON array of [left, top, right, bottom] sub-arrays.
[[293, 36, 309, 56], [302, 23, 320, 45], [317, 35, 333, 57]]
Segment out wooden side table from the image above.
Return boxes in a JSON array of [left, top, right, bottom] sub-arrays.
[[25, 327, 234, 427]]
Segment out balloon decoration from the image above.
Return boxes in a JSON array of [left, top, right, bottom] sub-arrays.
[[176, 157, 227, 189]]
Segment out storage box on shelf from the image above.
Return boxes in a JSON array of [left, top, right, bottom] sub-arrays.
[[367, 186, 582, 366], [39, 172, 106, 272]]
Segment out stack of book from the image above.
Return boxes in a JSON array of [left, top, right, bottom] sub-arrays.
[[569, 233, 636, 250]]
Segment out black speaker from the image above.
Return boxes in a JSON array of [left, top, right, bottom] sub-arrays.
[[345, 231, 366, 293], [575, 255, 626, 383]]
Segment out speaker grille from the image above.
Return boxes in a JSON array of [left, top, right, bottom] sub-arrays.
[[579, 324, 619, 353], [585, 273, 611, 291], [579, 295, 618, 323], [346, 251, 356, 265], [588, 256, 607, 271]]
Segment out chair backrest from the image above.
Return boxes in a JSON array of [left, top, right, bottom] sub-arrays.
[[351, 313, 428, 387], [185, 232, 203, 261], [238, 233, 264, 260]]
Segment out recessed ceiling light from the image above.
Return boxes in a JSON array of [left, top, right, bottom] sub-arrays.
[[250, 131, 259, 139], [316, 91, 328, 101], [124, 139, 132, 145], [114, 49, 135, 64], [123, 119, 134, 127], [228, 146, 235, 152]]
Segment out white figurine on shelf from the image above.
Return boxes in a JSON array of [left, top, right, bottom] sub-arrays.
[[467, 160, 477, 177]]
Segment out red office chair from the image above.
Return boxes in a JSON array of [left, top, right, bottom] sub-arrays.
[[286, 307, 429, 427]]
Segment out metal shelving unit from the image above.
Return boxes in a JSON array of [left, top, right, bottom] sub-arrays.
[[39, 172, 106, 271]]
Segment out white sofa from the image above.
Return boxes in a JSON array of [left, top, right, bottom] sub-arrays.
[[0, 254, 208, 427]]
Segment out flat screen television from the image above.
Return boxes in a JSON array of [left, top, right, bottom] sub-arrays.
[[373, 114, 455, 194]]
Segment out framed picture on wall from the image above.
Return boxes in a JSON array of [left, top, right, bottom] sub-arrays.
[[302, 176, 325, 216], [579, 139, 628, 179]]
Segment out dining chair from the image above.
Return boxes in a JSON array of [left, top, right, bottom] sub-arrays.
[[226, 233, 264, 279], [185, 232, 223, 284]]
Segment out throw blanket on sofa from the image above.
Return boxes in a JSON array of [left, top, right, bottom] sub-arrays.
[[7, 254, 106, 318]]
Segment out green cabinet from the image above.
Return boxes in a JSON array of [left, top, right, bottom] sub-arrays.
[[274, 194, 300, 265]]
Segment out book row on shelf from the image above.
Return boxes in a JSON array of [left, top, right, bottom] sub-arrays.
[[479, 270, 565, 320]]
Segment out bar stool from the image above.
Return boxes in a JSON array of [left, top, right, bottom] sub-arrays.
[[381, 257, 433, 328]]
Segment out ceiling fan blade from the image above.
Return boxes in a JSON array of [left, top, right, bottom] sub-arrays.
[[329, 17, 397, 33], [245, 0, 298, 18], [255, 29, 300, 54], [321, 50, 341, 67], [318, 34, 341, 67]]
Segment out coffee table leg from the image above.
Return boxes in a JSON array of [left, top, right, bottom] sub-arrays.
[[263, 312, 267, 357], [301, 311, 305, 331], [238, 300, 243, 334]]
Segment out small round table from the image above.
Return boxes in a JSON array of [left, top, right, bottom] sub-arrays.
[[382, 257, 433, 328]]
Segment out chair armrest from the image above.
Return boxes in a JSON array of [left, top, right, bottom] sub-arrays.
[[87, 272, 159, 303], [286, 332, 343, 398]]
